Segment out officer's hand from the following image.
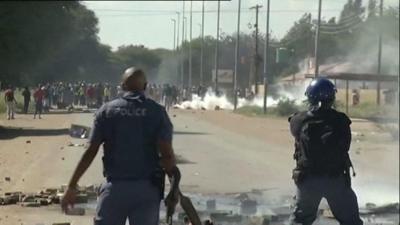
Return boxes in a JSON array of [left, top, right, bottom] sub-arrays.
[[164, 190, 179, 213], [61, 187, 77, 213]]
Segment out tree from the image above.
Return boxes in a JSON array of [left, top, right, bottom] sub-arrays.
[[0, 1, 104, 85], [1, 1, 397, 88], [112, 45, 162, 81], [367, 0, 378, 19], [281, 13, 313, 61], [340, 0, 365, 22], [278, 14, 314, 76]]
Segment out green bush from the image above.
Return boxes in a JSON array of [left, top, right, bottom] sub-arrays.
[[0, 99, 5, 113], [0, 91, 9, 114], [0, 90, 35, 114], [275, 98, 300, 116], [235, 98, 398, 121], [333, 100, 345, 109], [336, 102, 398, 119], [235, 106, 269, 117], [235, 98, 301, 117]]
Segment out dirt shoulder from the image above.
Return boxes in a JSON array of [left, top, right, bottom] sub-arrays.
[[0, 112, 103, 224], [0, 113, 103, 194]]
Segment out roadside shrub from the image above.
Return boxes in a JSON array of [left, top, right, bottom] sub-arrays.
[[275, 98, 299, 116], [336, 101, 398, 119], [0, 91, 7, 113], [235, 106, 267, 117], [0, 90, 34, 114], [333, 100, 345, 109]]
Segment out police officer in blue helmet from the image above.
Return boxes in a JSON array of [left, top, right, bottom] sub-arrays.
[[62, 67, 179, 225], [288, 78, 363, 225]]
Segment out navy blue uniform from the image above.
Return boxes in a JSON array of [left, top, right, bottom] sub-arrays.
[[90, 91, 173, 225], [288, 109, 363, 225]]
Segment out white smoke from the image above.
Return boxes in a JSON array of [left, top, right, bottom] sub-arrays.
[[175, 92, 234, 110], [174, 88, 306, 110]]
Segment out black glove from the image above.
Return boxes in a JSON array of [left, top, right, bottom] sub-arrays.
[[292, 169, 306, 186], [165, 166, 181, 225]]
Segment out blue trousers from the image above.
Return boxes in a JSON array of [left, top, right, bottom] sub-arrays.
[[290, 175, 363, 225], [94, 180, 161, 225]]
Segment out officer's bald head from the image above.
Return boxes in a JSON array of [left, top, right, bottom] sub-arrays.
[[121, 67, 147, 92]]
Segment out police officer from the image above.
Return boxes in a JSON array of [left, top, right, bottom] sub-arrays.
[[62, 67, 178, 225], [288, 78, 363, 225]]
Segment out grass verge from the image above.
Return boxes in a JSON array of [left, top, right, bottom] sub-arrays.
[[0, 89, 35, 114], [236, 100, 398, 121]]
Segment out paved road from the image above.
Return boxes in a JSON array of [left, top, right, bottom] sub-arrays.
[[2, 109, 395, 206], [73, 110, 295, 197], [0, 110, 398, 225], [73, 110, 399, 206]]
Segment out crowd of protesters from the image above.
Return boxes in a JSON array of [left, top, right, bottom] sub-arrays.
[[1, 82, 182, 120], [2, 82, 121, 120], [2, 80, 222, 120]]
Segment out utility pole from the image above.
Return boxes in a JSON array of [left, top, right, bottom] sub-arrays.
[[377, 0, 383, 105], [172, 18, 177, 86], [184, 17, 188, 43], [214, 0, 221, 94], [263, 0, 270, 114], [189, 1, 193, 89], [176, 12, 180, 86], [314, 0, 322, 77], [200, 0, 205, 86], [250, 4, 262, 95], [181, 2, 185, 90], [176, 12, 180, 51], [233, 0, 242, 110], [198, 24, 202, 37], [171, 19, 176, 50]]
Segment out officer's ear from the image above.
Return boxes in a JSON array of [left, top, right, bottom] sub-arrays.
[[121, 82, 127, 91]]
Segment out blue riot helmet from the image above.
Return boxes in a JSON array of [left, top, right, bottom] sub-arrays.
[[305, 78, 337, 108]]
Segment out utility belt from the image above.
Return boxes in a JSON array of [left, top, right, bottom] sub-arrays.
[[293, 150, 356, 187], [292, 167, 354, 187], [151, 167, 166, 200], [106, 177, 147, 182], [105, 168, 165, 199]]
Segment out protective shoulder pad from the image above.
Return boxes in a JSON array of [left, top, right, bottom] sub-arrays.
[[337, 111, 352, 125], [288, 112, 298, 122]]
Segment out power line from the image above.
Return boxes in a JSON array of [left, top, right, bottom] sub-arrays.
[[319, 13, 365, 30], [96, 10, 346, 18], [320, 17, 363, 30], [320, 21, 363, 34], [92, 8, 343, 14], [337, 11, 365, 23], [319, 13, 365, 32], [96, 10, 346, 19], [98, 13, 177, 17]]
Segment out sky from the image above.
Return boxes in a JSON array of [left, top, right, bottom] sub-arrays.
[[83, 0, 399, 50]]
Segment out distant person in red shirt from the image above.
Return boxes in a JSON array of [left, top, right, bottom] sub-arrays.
[[4, 86, 17, 120], [33, 86, 45, 119], [86, 84, 95, 107]]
